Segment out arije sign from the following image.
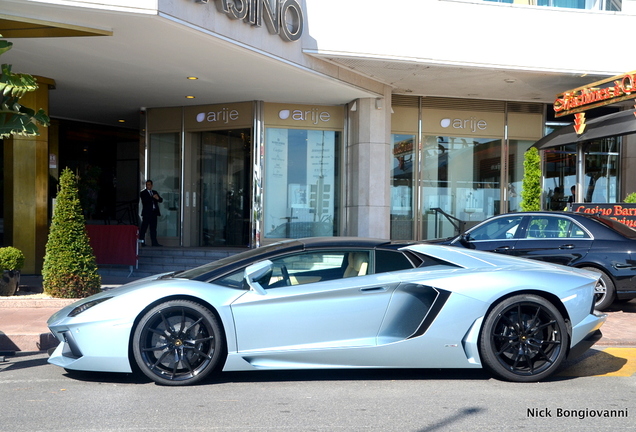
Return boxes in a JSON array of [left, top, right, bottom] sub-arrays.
[[209, 0, 304, 42]]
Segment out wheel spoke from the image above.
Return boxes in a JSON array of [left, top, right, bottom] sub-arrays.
[[149, 327, 169, 338], [142, 343, 169, 352], [151, 350, 171, 370], [184, 345, 213, 360], [159, 311, 176, 335], [182, 317, 203, 334], [179, 308, 187, 333], [527, 319, 556, 337]]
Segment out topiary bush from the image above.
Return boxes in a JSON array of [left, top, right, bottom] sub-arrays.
[[520, 147, 542, 212], [624, 192, 636, 203], [42, 168, 101, 298], [0, 246, 24, 296]]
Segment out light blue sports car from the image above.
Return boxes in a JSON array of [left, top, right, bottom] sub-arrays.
[[47, 238, 607, 386]]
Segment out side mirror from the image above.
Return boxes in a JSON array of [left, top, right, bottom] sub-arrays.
[[243, 260, 273, 295], [459, 233, 474, 248]]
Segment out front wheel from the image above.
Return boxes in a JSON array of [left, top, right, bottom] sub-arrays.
[[479, 295, 569, 382], [132, 300, 225, 386]]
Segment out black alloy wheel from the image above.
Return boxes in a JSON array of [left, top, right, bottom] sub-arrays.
[[132, 300, 225, 386], [479, 295, 569, 382]]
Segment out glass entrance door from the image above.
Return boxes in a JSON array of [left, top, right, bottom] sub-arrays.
[[192, 129, 251, 247]]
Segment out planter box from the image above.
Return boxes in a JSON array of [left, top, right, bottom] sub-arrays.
[[0, 270, 21, 296]]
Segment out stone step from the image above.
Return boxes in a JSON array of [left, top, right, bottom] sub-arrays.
[[99, 247, 245, 279]]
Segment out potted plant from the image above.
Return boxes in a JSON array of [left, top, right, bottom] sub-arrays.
[[0, 246, 25, 296]]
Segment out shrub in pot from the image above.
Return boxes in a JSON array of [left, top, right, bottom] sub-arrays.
[[0, 246, 25, 296], [42, 168, 101, 298]]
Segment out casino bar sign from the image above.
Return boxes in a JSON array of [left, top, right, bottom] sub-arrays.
[[570, 203, 636, 228], [554, 70, 636, 117], [211, 0, 304, 42]]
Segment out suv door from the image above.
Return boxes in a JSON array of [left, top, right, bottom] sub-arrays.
[[511, 215, 593, 266], [452, 214, 525, 254]]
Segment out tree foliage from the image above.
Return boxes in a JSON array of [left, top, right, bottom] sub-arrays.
[[43, 168, 101, 298], [624, 192, 636, 203], [520, 147, 542, 211], [0, 36, 50, 139]]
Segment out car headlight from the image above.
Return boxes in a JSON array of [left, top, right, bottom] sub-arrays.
[[68, 297, 113, 317]]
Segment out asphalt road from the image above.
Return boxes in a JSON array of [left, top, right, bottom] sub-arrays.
[[0, 348, 634, 432]]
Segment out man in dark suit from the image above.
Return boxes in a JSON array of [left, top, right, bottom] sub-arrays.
[[139, 180, 163, 246]]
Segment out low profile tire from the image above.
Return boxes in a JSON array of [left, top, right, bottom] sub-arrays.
[[479, 295, 569, 382], [581, 267, 615, 311], [132, 300, 225, 386]]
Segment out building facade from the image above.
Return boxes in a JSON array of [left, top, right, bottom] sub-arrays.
[[3, 0, 636, 272]]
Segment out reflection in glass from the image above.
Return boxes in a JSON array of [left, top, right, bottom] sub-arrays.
[[391, 134, 415, 240], [149, 133, 180, 238], [420, 136, 501, 239], [264, 128, 340, 239], [543, 137, 620, 207], [197, 129, 251, 247]]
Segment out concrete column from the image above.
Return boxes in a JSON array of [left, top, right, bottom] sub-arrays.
[[345, 90, 392, 238], [3, 76, 54, 274]]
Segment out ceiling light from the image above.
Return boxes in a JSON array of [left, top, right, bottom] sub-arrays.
[[118, 119, 125, 123], [504, 79, 516, 84], [187, 76, 198, 80], [186, 95, 195, 99]]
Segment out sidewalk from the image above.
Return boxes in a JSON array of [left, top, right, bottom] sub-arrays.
[[0, 274, 141, 353], [1, 275, 635, 353]]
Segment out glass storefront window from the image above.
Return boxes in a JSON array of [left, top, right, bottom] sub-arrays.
[[148, 133, 180, 238], [543, 137, 620, 207], [264, 128, 340, 239], [585, 138, 619, 203], [195, 129, 251, 247], [420, 136, 502, 239], [391, 134, 415, 240], [543, 144, 576, 210]]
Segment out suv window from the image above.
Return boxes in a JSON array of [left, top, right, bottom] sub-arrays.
[[526, 216, 589, 239], [468, 216, 524, 240]]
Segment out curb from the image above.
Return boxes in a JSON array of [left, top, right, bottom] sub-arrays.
[[0, 298, 78, 308]]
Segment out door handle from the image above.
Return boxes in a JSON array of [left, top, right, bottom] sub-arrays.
[[494, 246, 510, 252], [559, 244, 575, 249], [360, 286, 387, 293]]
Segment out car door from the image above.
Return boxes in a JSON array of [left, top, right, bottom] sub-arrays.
[[230, 250, 401, 353], [454, 214, 525, 254], [511, 215, 593, 266]]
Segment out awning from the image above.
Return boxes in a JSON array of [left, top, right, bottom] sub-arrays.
[[533, 109, 636, 150]]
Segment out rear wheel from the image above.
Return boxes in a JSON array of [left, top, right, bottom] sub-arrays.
[[479, 295, 568, 382], [132, 300, 225, 386], [581, 267, 615, 311]]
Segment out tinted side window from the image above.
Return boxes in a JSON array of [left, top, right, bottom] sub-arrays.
[[375, 250, 415, 273], [469, 216, 524, 240], [526, 216, 590, 239]]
